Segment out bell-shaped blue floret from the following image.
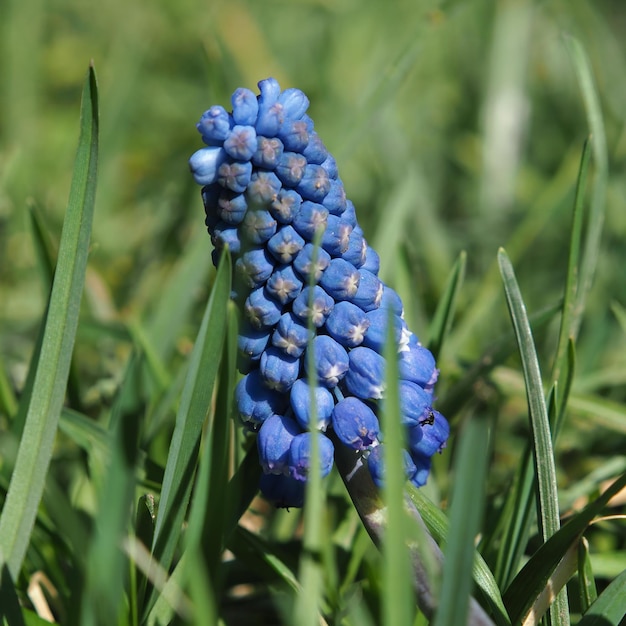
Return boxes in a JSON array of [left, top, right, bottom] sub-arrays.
[[342, 228, 367, 268], [321, 154, 338, 179], [252, 136, 284, 169], [238, 323, 270, 361], [260, 347, 301, 392], [398, 343, 439, 390], [244, 287, 282, 329], [278, 119, 310, 152], [350, 269, 383, 312], [361, 309, 407, 353], [270, 189, 302, 224], [257, 414, 301, 474], [291, 285, 334, 327], [409, 410, 450, 458], [246, 171, 282, 208], [380, 285, 404, 316], [397, 380, 432, 427], [217, 191, 248, 225], [211, 221, 241, 254], [344, 346, 385, 400], [231, 87, 259, 126], [362, 246, 380, 274], [271, 313, 312, 358], [234, 248, 274, 289], [259, 472, 305, 508], [289, 378, 335, 431], [275, 152, 308, 187], [277, 87, 310, 120], [223, 125, 257, 161], [241, 209, 277, 245], [296, 164, 331, 203], [322, 179, 347, 215], [189, 146, 228, 186], [288, 432, 335, 481], [321, 214, 353, 256], [367, 444, 418, 488], [292, 201, 329, 241], [302, 131, 328, 165], [197, 105, 232, 144], [235, 369, 288, 427], [265, 264, 303, 304], [324, 301, 369, 348], [293, 243, 331, 283], [217, 160, 253, 193], [319, 258, 360, 301], [267, 225, 305, 264], [304, 335, 349, 388], [331, 397, 380, 450]]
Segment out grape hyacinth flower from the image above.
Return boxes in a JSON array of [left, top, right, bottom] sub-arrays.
[[189, 78, 449, 508]]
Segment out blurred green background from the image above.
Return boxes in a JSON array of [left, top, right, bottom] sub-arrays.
[[1, 0, 625, 500]]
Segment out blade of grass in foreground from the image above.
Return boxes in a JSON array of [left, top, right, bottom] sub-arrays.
[[427, 250, 466, 361], [503, 470, 626, 625], [0, 64, 98, 580], [497, 248, 567, 626], [433, 407, 490, 626], [576, 567, 626, 626], [563, 35, 608, 341], [144, 249, 231, 616]]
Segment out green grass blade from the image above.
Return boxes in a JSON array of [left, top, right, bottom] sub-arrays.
[[498, 249, 560, 540], [408, 485, 511, 626], [551, 139, 590, 383], [145, 249, 231, 614], [296, 231, 326, 626], [497, 248, 568, 626], [575, 567, 626, 626], [381, 309, 413, 626], [503, 471, 626, 624], [0, 564, 25, 625], [0, 64, 98, 579], [563, 36, 609, 341], [577, 537, 597, 614], [427, 250, 466, 360], [0, 358, 17, 420], [433, 407, 489, 626]]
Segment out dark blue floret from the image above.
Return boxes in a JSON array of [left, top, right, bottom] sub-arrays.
[[189, 77, 449, 507]]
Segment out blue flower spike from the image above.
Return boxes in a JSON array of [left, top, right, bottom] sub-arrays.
[[190, 78, 449, 508]]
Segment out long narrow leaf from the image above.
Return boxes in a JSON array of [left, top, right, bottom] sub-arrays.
[[433, 408, 490, 626], [145, 249, 231, 614], [498, 248, 567, 626], [0, 64, 98, 579], [503, 471, 626, 624], [576, 567, 626, 626]]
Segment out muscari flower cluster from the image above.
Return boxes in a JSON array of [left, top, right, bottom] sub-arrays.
[[189, 78, 449, 508]]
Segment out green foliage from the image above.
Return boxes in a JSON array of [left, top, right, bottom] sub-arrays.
[[1, 2, 626, 625]]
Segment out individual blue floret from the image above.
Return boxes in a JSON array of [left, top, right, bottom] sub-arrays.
[[305, 335, 350, 388], [235, 369, 288, 427], [291, 285, 334, 327], [319, 258, 360, 300], [332, 397, 380, 450], [257, 414, 301, 474], [244, 287, 282, 329], [344, 346, 386, 400], [271, 312, 311, 358], [265, 265, 303, 305], [289, 379, 334, 431], [270, 188, 302, 224], [324, 301, 369, 348], [189, 147, 228, 185], [288, 432, 335, 481], [223, 125, 257, 161], [231, 87, 259, 126], [266, 226, 305, 264], [260, 347, 301, 392]]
